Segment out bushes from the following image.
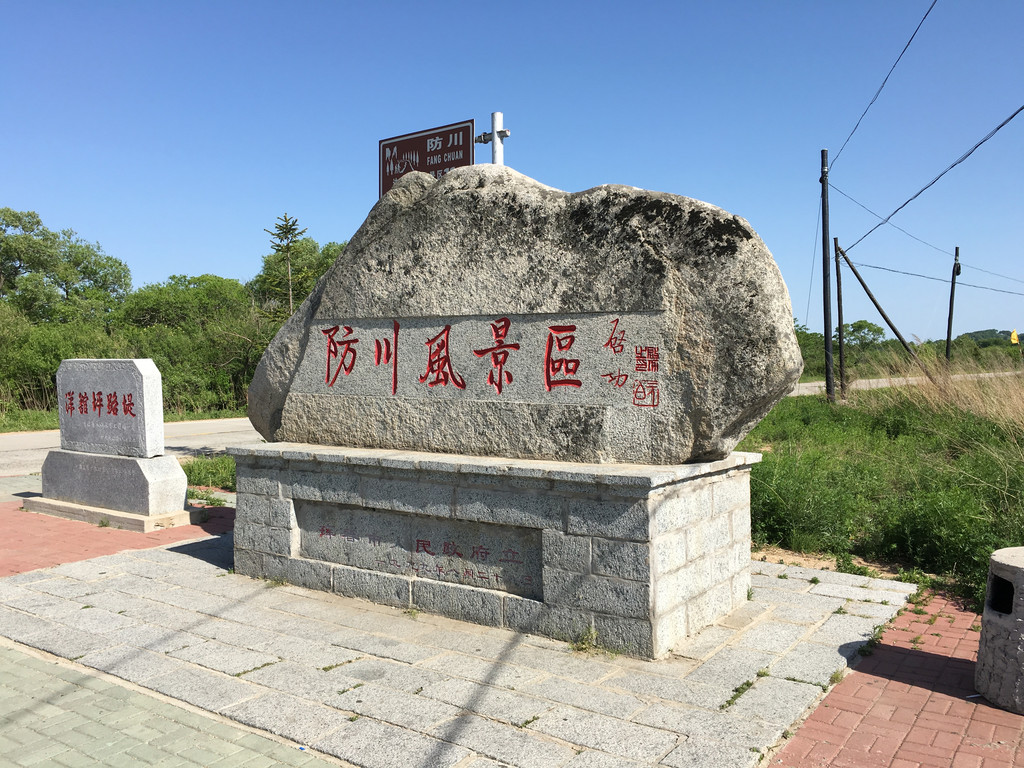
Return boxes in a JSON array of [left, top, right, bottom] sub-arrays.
[[741, 374, 1024, 608]]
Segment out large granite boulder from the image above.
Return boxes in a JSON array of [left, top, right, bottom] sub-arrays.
[[249, 166, 801, 464]]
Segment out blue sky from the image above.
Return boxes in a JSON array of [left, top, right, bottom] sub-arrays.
[[3, 0, 1021, 340]]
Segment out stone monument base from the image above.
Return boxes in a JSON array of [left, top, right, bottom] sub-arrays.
[[24, 449, 189, 531], [22, 497, 195, 532], [229, 443, 759, 659]]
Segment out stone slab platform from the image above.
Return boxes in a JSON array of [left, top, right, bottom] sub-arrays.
[[22, 496, 197, 533], [0, 531, 917, 768]]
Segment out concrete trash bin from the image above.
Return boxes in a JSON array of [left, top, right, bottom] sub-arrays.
[[975, 547, 1024, 714]]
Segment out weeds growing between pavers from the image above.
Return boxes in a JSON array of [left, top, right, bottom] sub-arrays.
[[182, 454, 236, 491], [740, 365, 1024, 609]]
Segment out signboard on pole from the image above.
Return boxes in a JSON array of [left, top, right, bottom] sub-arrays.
[[379, 120, 475, 198]]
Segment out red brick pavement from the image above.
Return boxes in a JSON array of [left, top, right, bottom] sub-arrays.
[[771, 593, 1024, 768], [0, 499, 234, 577]]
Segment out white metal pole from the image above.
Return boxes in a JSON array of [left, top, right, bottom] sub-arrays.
[[492, 112, 504, 166]]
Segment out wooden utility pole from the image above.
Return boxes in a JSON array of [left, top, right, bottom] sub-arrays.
[[835, 243, 937, 385], [834, 238, 847, 399], [945, 247, 961, 361], [821, 150, 835, 402]]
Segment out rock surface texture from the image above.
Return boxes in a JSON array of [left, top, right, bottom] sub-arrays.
[[248, 166, 802, 464]]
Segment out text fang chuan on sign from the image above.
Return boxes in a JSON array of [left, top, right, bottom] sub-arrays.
[[379, 120, 474, 198]]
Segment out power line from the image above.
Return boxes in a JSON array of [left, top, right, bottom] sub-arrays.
[[851, 260, 1024, 297], [805, 197, 821, 323], [829, 184, 949, 254], [831, 0, 938, 168], [847, 102, 1024, 251], [830, 183, 1024, 286]]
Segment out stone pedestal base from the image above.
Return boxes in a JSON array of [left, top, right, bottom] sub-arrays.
[[229, 443, 758, 659], [24, 449, 189, 530], [976, 547, 1024, 713]]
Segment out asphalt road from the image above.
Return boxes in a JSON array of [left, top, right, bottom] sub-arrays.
[[0, 417, 261, 477]]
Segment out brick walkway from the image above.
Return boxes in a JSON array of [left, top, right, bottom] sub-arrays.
[[0, 500, 234, 577], [771, 593, 1024, 768]]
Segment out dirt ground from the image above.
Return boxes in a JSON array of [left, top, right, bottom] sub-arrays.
[[752, 544, 908, 580]]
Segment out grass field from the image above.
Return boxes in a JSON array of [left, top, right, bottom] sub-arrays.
[[740, 357, 1024, 608]]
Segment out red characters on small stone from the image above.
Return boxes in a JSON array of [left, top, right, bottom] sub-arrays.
[[322, 325, 359, 386], [122, 393, 136, 418], [544, 325, 582, 391], [473, 317, 520, 395], [419, 325, 465, 389]]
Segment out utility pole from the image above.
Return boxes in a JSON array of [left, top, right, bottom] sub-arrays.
[[945, 247, 961, 361], [474, 112, 511, 166], [834, 238, 847, 400], [821, 150, 835, 402]]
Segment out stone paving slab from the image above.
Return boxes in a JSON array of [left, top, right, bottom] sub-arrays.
[[0, 531, 919, 767]]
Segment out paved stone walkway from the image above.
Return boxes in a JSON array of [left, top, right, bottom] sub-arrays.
[[0, 500, 919, 768]]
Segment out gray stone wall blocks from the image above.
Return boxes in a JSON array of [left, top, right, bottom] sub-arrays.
[[651, 531, 688, 575], [236, 495, 271, 526], [565, 497, 650, 542], [228, 443, 757, 658], [362, 475, 454, 518], [268, 499, 296, 529], [502, 597, 592, 643], [687, 581, 734, 637], [593, 614, 655, 658], [286, 558, 333, 593], [649, 483, 714, 537], [591, 539, 651, 582], [332, 565, 412, 608], [232, 549, 263, 579], [686, 513, 731, 563], [455, 486, 563, 530], [541, 531, 591, 573], [543, 568, 651, 621], [413, 579, 504, 626]]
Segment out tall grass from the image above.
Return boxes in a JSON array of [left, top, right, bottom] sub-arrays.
[[741, 350, 1024, 607]]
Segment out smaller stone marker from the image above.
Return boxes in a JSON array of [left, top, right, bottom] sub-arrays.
[[56, 359, 164, 457], [24, 359, 190, 532]]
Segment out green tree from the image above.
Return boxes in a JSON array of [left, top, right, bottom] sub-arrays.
[[0, 209, 130, 322], [838, 320, 886, 349], [248, 236, 343, 321], [263, 213, 308, 315]]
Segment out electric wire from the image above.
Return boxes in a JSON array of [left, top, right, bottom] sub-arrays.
[[830, 184, 1024, 285], [850, 261, 1024, 297], [846, 102, 1024, 251], [831, 0, 938, 168], [805, 198, 822, 323]]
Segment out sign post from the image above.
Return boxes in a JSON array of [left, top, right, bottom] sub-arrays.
[[379, 120, 474, 198]]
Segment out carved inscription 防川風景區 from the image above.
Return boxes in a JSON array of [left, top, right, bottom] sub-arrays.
[[294, 313, 668, 410], [295, 502, 542, 599]]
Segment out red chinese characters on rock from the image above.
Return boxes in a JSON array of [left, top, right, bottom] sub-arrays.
[[322, 325, 359, 386], [373, 321, 400, 395], [544, 325, 582, 391], [64, 391, 138, 418], [635, 345, 659, 372], [632, 379, 660, 408], [420, 325, 466, 389], [603, 318, 626, 354], [473, 317, 520, 395]]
